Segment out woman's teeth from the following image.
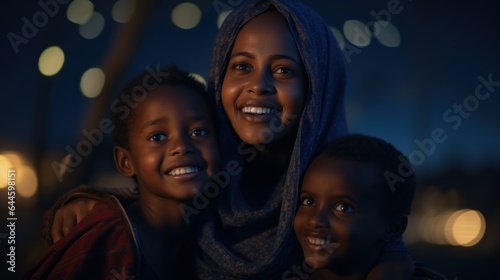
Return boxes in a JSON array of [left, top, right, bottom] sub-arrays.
[[168, 166, 200, 176], [241, 106, 274, 115]]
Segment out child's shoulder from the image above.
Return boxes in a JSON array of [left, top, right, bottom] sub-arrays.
[[413, 263, 449, 280]]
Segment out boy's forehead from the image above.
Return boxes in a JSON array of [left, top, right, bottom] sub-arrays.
[[306, 156, 381, 194], [131, 85, 209, 120]]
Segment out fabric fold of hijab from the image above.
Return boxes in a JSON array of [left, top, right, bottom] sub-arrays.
[[196, 0, 348, 277]]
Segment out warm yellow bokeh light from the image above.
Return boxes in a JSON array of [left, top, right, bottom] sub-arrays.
[[447, 209, 486, 247], [38, 46, 65, 76], [420, 211, 451, 245], [67, 0, 94, 24], [171, 2, 202, 30], [112, 0, 136, 23], [80, 68, 105, 98], [17, 165, 38, 198], [0, 155, 12, 189]]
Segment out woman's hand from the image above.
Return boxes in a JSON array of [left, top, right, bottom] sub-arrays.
[[51, 198, 98, 243]]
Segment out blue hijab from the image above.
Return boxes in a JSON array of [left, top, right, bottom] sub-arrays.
[[196, 0, 347, 278]]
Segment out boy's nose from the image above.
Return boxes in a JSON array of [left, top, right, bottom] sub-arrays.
[[168, 135, 194, 156], [307, 208, 331, 228]]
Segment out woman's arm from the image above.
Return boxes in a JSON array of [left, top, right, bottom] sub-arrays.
[[46, 185, 137, 244]]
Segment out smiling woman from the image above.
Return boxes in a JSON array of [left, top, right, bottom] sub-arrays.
[[221, 10, 306, 146]]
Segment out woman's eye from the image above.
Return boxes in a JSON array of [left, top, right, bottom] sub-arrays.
[[274, 67, 294, 75], [149, 133, 167, 142], [300, 197, 315, 207], [334, 203, 354, 213], [191, 129, 208, 137], [233, 63, 251, 72]]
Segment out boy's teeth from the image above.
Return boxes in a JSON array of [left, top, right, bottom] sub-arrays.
[[307, 236, 331, 245], [242, 106, 273, 114], [168, 166, 200, 176]]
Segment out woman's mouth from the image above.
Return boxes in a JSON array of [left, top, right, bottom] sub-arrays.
[[241, 106, 275, 115]]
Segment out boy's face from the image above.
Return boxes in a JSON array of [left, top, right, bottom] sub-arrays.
[[123, 85, 219, 201], [221, 11, 306, 145], [293, 156, 388, 270]]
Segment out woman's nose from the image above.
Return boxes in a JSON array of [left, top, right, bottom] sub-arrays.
[[247, 68, 276, 95]]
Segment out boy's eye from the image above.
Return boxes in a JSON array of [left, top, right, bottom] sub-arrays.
[[191, 129, 208, 137], [149, 133, 167, 142], [300, 197, 315, 207], [334, 203, 354, 213]]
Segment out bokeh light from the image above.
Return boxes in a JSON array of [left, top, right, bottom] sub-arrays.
[[217, 10, 232, 29], [17, 165, 38, 198], [79, 12, 105, 39], [419, 206, 487, 247], [67, 0, 94, 24], [0, 155, 12, 189], [189, 73, 207, 88], [330, 26, 345, 50], [112, 0, 136, 23], [0, 152, 38, 198], [171, 2, 202, 30], [38, 46, 65, 76], [343, 20, 371, 47], [446, 209, 486, 247], [372, 21, 401, 47], [80, 67, 106, 98]]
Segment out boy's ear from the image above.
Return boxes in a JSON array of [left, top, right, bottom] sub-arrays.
[[114, 146, 136, 177], [383, 214, 408, 243]]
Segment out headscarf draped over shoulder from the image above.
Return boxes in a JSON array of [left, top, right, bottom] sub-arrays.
[[197, 0, 348, 278]]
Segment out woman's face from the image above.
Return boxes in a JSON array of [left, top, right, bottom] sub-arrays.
[[221, 11, 307, 146]]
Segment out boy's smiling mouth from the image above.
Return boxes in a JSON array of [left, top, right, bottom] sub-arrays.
[[304, 234, 341, 251], [167, 166, 201, 176]]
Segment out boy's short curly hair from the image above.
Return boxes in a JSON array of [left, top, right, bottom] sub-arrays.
[[320, 134, 416, 217], [111, 65, 210, 149]]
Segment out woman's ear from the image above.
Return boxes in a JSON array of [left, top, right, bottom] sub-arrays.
[[383, 214, 408, 243], [114, 146, 136, 177]]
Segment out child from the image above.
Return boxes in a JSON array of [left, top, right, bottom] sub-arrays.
[[24, 66, 219, 279], [294, 134, 446, 279]]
